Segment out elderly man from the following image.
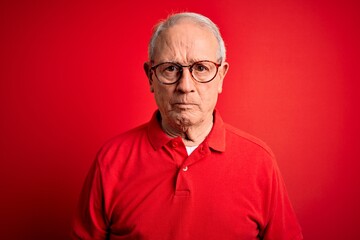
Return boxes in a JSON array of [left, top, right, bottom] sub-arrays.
[[72, 12, 303, 239]]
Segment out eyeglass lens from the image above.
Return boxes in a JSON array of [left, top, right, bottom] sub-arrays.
[[154, 61, 219, 84]]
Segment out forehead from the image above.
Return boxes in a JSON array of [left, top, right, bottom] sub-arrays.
[[153, 20, 219, 62]]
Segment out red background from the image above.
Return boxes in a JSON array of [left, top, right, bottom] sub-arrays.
[[1, 0, 359, 239]]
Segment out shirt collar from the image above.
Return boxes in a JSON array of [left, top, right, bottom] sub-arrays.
[[147, 110, 226, 152], [207, 109, 226, 152]]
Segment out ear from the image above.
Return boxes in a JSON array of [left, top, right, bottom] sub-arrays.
[[217, 62, 229, 94], [143, 62, 154, 93]]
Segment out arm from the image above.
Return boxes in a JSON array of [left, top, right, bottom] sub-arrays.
[[71, 160, 109, 240], [261, 163, 303, 240]]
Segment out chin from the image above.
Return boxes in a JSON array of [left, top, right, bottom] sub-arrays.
[[171, 111, 200, 127]]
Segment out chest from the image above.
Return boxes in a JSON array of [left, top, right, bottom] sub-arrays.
[[102, 144, 267, 239]]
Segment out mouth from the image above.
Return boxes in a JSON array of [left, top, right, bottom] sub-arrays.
[[173, 102, 195, 105], [172, 102, 196, 106], [172, 102, 197, 109]]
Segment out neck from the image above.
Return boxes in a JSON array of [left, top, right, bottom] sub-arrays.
[[161, 115, 214, 147]]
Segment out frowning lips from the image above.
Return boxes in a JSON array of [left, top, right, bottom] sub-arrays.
[[171, 102, 198, 110], [171, 102, 198, 106]]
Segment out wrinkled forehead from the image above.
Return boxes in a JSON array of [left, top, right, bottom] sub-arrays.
[[152, 21, 219, 63]]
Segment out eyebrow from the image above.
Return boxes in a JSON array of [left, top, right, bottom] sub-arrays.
[[157, 58, 216, 65]]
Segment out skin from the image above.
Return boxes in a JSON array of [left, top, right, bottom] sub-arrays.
[[144, 19, 229, 147]]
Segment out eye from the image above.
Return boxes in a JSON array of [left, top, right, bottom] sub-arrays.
[[193, 63, 209, 72], [163, 64, 179, 72]]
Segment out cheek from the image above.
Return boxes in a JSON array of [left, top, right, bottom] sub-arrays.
[[154, 86, 171, 108], [200, 88, 219, 108]]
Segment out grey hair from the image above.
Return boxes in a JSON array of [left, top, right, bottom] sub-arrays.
[[148, 12, 226, 62]]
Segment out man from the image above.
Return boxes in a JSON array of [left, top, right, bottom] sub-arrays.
[[72, 12, 303, 239]]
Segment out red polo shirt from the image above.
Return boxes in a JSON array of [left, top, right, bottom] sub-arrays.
[[72, 111, 303, 240]]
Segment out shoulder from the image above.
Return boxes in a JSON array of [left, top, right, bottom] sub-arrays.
[[224, 123, 276, 159], [95, 123, 149, 167], [104, 123, 148, 149]]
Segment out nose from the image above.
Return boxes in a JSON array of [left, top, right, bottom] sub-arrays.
[[176, 67, 196, 93]]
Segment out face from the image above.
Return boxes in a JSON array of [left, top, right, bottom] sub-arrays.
[[144, 20, 229, 130]]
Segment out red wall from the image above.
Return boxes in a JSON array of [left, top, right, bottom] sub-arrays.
[[1, 1, 359, 239]]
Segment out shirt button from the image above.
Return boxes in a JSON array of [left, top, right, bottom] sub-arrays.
[[171, 141, 178, 148], [182, 166, 188, 172]]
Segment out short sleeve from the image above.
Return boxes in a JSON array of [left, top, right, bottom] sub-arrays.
[[261, 163, 303, 240], [71, 160, 109, 240]]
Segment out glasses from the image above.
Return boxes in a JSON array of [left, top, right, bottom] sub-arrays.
[[150, 60, 221, 85]]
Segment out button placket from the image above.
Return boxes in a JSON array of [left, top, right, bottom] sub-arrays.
[[171, 141, 178, 148], [166, 139, 188, 166], [175, 165, 191, 197]]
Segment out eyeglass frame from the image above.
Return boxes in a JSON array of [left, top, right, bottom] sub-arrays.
[[150, 60, 222, 85]]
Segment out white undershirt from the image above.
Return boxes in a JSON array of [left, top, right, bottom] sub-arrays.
[[185, 145, 198, 156]]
